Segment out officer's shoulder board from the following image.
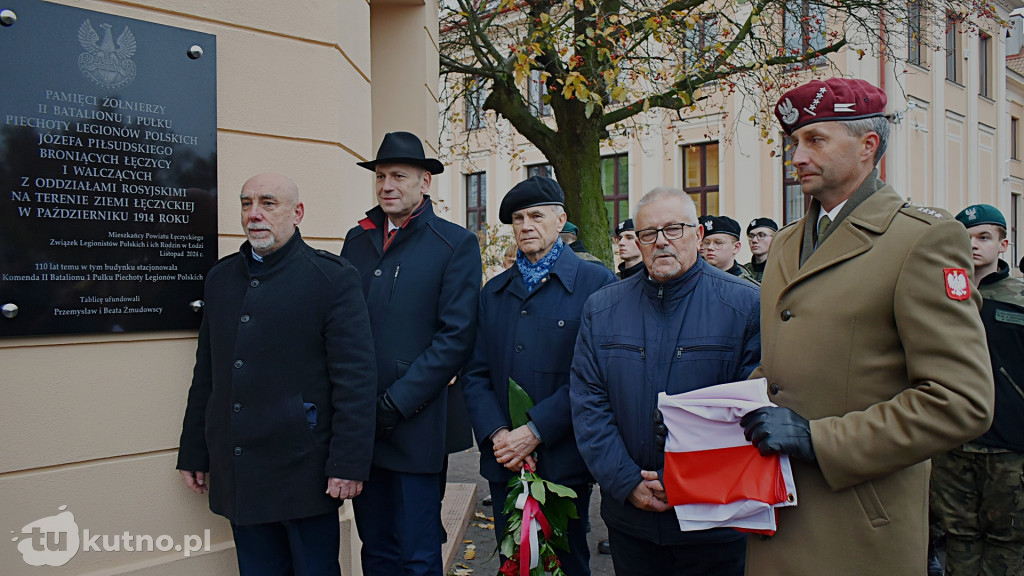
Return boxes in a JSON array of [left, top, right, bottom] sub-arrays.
[[899, 201, 952, 224]]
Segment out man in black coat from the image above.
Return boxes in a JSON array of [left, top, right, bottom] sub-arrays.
[[342, 132, 482, 576], [177, 173, 378, 575]]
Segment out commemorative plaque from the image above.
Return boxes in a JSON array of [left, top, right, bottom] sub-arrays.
[[0, 0, 217, 337]]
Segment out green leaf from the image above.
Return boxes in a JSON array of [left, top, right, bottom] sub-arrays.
[[543, 480, 578, 499], [508, 378, 535, 428], [530, 478, 547, 505]]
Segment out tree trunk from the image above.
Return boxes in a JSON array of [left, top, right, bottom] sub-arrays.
[[548, 126, 614, 268]]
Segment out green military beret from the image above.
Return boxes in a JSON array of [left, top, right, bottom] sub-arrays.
[[955, 204, 1006, 229]]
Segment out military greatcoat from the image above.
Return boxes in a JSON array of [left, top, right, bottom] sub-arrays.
[[746, 176, 994, 576]]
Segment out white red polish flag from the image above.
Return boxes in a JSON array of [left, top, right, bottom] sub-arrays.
[[658, 379, 797, 535]]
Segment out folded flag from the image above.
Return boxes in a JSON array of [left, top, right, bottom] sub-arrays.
[[658, 378, 797, 535]]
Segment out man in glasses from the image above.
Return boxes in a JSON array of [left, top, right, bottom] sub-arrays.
[[571, 187, 761, 575], [698, 215, 758, 285], [742, 218, 778, 283]]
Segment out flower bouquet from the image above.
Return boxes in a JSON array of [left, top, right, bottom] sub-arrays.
[[498, 378, 579, 576]]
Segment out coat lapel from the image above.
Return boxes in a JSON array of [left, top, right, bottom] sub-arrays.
[[783, 186, 904, 290], [777, 219, 807, 285]]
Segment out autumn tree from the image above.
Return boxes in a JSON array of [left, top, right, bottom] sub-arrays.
[[439, 0, 1003, 264]]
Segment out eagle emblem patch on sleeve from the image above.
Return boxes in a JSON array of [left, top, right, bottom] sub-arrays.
[[944, 268, 970, 301]]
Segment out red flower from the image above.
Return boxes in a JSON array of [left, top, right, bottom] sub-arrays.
[[499, 549, 520, 576], [543, 552, 562, 571]]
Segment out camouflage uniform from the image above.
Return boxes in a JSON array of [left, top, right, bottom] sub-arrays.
[[931, 259, 1024, 575], [726, 262, 760, 286], [742, 259, 767, 283]]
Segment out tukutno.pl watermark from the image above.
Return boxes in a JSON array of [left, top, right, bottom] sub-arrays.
[[10, 506, 211, 567]]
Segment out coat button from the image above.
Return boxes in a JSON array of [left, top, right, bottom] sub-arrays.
[[781, 309, 793, 321], [233, 360, 243, 368], [769, 383, 780, 395], [374, 269, 383, 277], [557, 320, 565, 327], [515, 345, 523, 353], [521, 310, 528, 317], [250, 279, 259, 287], [233, 403, 241, 412], [233, 447, 242, 456], [240, 314, 250, 323]]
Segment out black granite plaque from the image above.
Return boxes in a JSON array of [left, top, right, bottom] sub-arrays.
[[0, 0, 217, 337]]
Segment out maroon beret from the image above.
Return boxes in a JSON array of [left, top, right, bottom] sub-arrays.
[[774, 78, 887, 135]]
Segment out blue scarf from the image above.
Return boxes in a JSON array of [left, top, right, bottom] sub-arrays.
[[517, 238, 564, 292]]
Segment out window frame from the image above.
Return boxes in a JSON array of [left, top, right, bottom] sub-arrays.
[[979, 32, 991, 98], [782, 135, 810, 224], [783, 0, 828, 64], [907, 0, 924, 67], [601, 154, 629, 235], [465, 172, 487, 237], [946, 13, 962, 84], [1012, 117, 1020, 160], [682, 142, 720, 217], [527, 70, 552, 118], [465, 79, 486, 131]]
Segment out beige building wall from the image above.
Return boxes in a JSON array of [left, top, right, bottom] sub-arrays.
[[1, 0, 440, 574], [439, 5, 1024, 269]]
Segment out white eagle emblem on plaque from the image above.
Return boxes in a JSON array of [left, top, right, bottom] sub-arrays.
[[78, 19, 137, 89]]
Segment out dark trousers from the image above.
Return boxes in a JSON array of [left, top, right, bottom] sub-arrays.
[[230, 510, 341, 576], [490, 480, 592, 576], [352, 466, 443, 576], [606, 525, 745, 576]]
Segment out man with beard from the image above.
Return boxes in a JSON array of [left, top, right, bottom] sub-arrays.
[[178, 173, 377, 575]]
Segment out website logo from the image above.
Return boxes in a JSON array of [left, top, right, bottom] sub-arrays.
[[13, 505, 80, 567], [10, 506, 210, 567]]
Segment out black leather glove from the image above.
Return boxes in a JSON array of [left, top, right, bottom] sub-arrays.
[[375, 392, 403, 439], [740, 406, 816, 462], [653, 408, 668, 450]]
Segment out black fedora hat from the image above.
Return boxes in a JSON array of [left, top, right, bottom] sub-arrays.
[[357, 131, 445, 174]]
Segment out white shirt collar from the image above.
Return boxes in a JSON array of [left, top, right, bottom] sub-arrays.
[[818, 200, 847, 224]]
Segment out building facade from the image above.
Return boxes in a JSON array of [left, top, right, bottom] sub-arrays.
[[438, 3, 1024, 270]]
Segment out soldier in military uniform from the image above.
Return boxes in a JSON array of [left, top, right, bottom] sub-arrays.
[[698, 215, 759, 284], [930, 204, 1024, 576], [740, 78, 993, 576], [614, 218, 644, 279], [741, 218, 778, 282]]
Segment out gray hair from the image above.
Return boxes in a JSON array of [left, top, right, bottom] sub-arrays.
[[842, 116, 889, 165], [633, 187, 698, 225]]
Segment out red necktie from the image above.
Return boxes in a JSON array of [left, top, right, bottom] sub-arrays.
[[383, 228, 397, 252]]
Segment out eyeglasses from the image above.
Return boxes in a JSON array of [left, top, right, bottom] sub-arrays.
[[748, 232, 774, 240], [636, 223, 697, 245]]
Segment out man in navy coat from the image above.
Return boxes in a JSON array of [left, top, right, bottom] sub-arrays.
[[570, 187, 760, 576], [341, 132, 482, 576], [462, 177, 616, 575], [178, 173, 378, 575]]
